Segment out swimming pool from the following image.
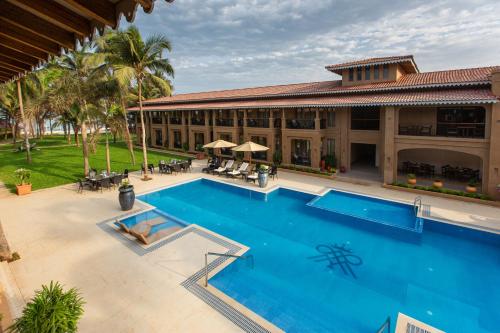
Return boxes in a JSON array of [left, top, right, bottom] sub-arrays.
[[138, 179, 500, 333]]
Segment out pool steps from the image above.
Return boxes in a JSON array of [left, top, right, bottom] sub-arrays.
[[395, 313, 445, 333]]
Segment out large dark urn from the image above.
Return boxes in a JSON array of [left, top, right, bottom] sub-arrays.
[[119, 185, 135, 211]]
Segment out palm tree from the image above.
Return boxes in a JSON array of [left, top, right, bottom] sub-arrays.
[[107, 25, 174, 179], [95, 30, 137, 166], [0, 83, 19, 143], [53, 44, 103, 176]]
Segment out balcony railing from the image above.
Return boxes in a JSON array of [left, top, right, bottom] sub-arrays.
[[169, 118, 182, 125], [351, 119, 380, 131], [191, 118, 205, 126], [247, 118, 269, 128], [215, 118, 234, 127], [274, 118, 281, 128], [152, 117, 162, 124], [399, 123, 485, 138], [286, 119, 315, 130]]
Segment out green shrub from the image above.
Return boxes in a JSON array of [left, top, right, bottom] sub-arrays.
[[14, 169, 31, 185], [407, 173, 416, 179], [324, 154, 336, 168], [8, 281, 84, 333], [390, 182, 492, 201]]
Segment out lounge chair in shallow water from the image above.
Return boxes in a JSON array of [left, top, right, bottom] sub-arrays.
[[213, 160, 234, 175], [118, 217, 165, 236], [227, 162, 248, 178], [133, 226, 183, 245]]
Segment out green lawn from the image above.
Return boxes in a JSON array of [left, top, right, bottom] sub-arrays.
[[0, 135, 187, 192]]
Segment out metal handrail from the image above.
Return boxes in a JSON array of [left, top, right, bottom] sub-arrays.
[[204, 252, 254, 287], [375, 316, 391, 333], [413, 196, 422, 217]]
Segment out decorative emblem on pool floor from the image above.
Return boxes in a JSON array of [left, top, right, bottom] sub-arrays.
[[309, 244, 363, 279]]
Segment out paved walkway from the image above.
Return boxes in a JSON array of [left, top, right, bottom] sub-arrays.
[[0, 161, 498, 332]]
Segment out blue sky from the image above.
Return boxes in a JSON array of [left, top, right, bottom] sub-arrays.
[[124, 0, 500, 94]]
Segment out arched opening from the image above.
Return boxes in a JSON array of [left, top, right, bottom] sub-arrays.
[[397, 148, 484, 192]]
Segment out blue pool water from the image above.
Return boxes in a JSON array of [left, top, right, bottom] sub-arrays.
[[138, 179, 500, 333]]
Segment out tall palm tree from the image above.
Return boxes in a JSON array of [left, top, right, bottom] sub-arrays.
[[95, 30, 137, 166], [0, 83, 19, 144], [107, 25, 174, 179], [53, 44, 103, 176]]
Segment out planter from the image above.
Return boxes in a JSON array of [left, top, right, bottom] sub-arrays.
[[16, 183, 31, 196], [407, 178, 417, 185], [466, 186, 477, 193], [258, 171, 269, 188], [432, 181, 443, 189], [119, 186, 135, 211], [196, 152, 206, 160]]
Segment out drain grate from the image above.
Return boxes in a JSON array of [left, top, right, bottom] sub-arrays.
[[406, 322, 431, 333]]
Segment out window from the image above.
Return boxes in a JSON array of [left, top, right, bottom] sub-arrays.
[[291, 139, 311, 166], [356, 68, 362, 81], [374, 65, 379, 79], [154, 129, 162, 146], [348, 68, 354, 81], [383, 64, 389, 79], [436, 107, 486, 138], [351, 107, 380, 130], [326, 139, 335, 155], [365, 66, 371, 80], [327, 111, 335, 127]]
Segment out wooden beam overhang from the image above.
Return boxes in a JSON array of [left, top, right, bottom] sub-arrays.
[[0, 0, 174, 83], [0, 2, 76, 49]]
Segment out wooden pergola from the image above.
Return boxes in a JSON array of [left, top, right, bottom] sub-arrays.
[[0, 0, 174, 83]]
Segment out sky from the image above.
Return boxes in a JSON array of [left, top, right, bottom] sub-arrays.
[[123, 0, 500, 94]]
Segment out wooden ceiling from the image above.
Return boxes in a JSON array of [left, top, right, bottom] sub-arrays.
[[0, 0, 174, 83]]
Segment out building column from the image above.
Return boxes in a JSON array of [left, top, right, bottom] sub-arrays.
[[161, 113, 167, 148], [314, 109, 320, 130], [487, 69, 500, 199], [338, 107, 350, 171], [205, 111, 211, 145], [281, 109, 289, 164], [383, 106, 397, 184], [181, 111, 187, 149], [166, 113, 172, 149], [269, 109, 274, 129]]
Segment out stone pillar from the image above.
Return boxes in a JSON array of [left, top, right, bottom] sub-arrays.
[[338, 107, 350, 171], [161, 113, 167, 147], [487, 69, 500, 199], [383, 106, 397, 184], [269, 110, 274, 129]]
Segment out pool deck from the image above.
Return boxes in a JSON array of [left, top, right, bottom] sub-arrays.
[[0, 159, 499, 332]]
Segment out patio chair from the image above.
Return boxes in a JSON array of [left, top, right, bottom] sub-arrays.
[[111, 174, 123, 188], [269, 165, 278, 180], [77, 179, 93, 193], [227, 162, 249, 178], [96, 177, 112, 192], [246, 172, 258, 184], [419, 125, 432, 136], [213, 160, 234, 175], [202, 157, 220, 174], [171, 163, 182, 174], [123, 169, 129, 179], [89, 169, 97, 179]]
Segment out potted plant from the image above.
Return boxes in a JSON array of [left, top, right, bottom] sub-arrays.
[[407, 173, 417, 185], [432, 179, 443, 189], [8, 281, 84, 333], [258, 164, 269, 188], [339, 166, 346, 173], [195, 144, 206, 159], [466, 179, 478, 193], [118, 179, 135, 211], [14, 168, 32, 196]]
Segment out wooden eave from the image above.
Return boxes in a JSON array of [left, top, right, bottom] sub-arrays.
[[0, 0, 174, 83]]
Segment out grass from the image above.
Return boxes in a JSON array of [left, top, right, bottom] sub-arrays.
[[0, 135, 187, 192]]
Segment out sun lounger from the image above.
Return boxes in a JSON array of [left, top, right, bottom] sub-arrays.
[[246, 172, 258, 183], [213, 160, 234, 175], [227, 162, 248, 178], [134, 226, 183, 245]]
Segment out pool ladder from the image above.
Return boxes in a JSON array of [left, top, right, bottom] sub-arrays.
[[204, 252, 254, 287], [375, 316, 391, 333], [413, 196, 422, 217]]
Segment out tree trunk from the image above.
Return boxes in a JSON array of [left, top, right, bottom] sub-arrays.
[[16, 80, 31, 164], [105, 130, 111, 174], [81, 121, 90, 176], [138, 77, 148, 179], [120, 97, 136, 165], [49, 118, 53, 135], [73, 125, 79, 147]]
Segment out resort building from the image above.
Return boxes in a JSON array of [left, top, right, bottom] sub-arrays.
[[130, 55, 500, 198]]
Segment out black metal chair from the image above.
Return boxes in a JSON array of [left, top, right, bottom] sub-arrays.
[[77, 179, 92, 193], [123, 169, 129, 179], [111, 174, 123, 188], [269, 165, 278, 180]]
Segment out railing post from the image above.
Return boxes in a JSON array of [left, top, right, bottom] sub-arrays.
[[204, 253, 208, 287]]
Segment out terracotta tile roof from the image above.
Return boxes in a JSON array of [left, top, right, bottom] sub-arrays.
[[130, 88, 497, 112], [142, 66, 499, 106], [325, 55, 418, 73]]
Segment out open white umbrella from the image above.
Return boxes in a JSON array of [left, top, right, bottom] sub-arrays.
[[203, 139, 237, 158], [232, 141, 269, 166]]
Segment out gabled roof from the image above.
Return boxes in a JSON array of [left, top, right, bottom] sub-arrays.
[[143, 66, 499, 106], [0, 0, 174, 83], [325, 55, 419, 74], [130, 88, 498, 112]]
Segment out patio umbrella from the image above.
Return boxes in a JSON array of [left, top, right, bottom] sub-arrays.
[[232, 141, 269, 166], [203, 139, 237, 158]]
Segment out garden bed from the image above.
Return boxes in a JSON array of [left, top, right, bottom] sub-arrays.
[[278, 165, 336, 180], [385, 183, 500, 207]]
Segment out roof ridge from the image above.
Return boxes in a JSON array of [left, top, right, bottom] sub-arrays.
[[407, 65, 500, 76]]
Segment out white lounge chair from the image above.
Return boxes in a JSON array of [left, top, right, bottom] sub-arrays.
[[227, 162, 249, 178], [213, 160, 234, 175], [246, 172, 258, 183]]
